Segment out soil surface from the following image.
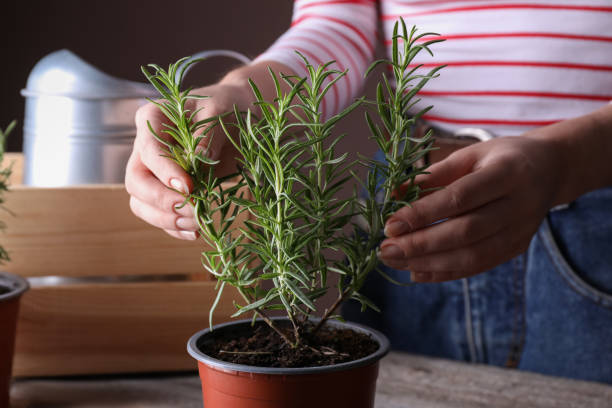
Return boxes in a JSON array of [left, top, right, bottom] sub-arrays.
[[201, 321, 379, 368], [0, 285, 10, 295]]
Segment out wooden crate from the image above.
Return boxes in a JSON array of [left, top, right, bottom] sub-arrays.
[[2, 153, 243, 377]]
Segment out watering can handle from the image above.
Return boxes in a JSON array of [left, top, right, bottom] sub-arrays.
[[176, 49, 252, 84]]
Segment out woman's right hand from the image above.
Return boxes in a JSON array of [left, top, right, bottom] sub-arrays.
[[125, 61, 295, 240], [125, 82, 253, 240]]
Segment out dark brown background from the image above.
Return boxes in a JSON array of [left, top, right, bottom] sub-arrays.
[[1, 0, 381, 157], [0, 1, 299, 152]]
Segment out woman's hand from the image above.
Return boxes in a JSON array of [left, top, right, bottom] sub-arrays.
[[379, 134, 566, 282], [125, 82, 251, 240], [379, 104, 612, 283], [125, 61, 296, 241]]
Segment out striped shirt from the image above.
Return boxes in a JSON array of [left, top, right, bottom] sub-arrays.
[[255, 0, 612, 136]]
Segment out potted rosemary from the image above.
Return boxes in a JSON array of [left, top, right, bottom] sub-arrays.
[[142, 20, 443, 408], [0, 121, 30, 408]]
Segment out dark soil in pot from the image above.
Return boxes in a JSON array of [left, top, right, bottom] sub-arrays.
[[0, 285, 10, 296], [201, 321, 379, 368]]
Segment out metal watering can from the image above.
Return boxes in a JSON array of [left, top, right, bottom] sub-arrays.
[[21, 49, 250, 186]]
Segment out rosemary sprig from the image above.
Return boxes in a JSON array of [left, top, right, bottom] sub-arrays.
[[315, 18, 443, 326], [364, 18, 444, 227], [142, 18, 443, 348], [220, 57, 362, 345]]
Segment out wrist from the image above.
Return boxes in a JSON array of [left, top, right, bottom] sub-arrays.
[[220, 60, 297, 108], [523, 104, 612, 205], [218, 70, 257, 111]]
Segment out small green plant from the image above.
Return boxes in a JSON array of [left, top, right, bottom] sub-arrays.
[[0, 120, 15, 265], [142, 19, 443, 348]]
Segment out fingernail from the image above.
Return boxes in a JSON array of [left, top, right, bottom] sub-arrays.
[[385, 220, 408, 237], [380, 244, 404, 260], [170, 178, 188, 194], [179, 231, 197, 240], [176, 217, 194, 230]]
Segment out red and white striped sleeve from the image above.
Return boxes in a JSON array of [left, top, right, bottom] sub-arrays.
[[254, 0, 378, 119]]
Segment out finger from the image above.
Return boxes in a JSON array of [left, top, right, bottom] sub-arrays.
[[384, 158, 510, 237], [393, 144, 478, 200], [130, 196, 198, 232], [125, 154, 193, 216], [386, 226, 529, 283], [380, 197, 512, 261], [414, 146, 478, 190], [135, 103, 194, 194], [135, 103, 174, 143]]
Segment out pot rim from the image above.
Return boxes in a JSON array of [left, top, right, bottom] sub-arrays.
[[0, 271, 30, 302], [187, 317, 390, 375]]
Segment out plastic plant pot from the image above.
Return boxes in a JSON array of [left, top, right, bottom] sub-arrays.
[[0, 272, 29, 408], [187, 318, 390, 408]]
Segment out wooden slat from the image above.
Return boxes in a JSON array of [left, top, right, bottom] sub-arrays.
[[13, 280, 241, 377], [3, 185, 209, 278], [2, 154, 248, 279]]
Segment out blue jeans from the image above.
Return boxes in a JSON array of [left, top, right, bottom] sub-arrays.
[[343, 186, 612, 384]]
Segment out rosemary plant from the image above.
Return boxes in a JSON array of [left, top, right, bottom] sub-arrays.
[[0, 121, 15, 265], [142, 18, 443, 348]]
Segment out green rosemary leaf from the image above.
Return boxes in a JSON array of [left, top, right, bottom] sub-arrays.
[[375, 266, 416, 287], [285, 280, 316, 311], [392, 20, 399, 66], [364, 59, 389, 78], [231, 292, 278, 318], [350, 291, 380, 313]]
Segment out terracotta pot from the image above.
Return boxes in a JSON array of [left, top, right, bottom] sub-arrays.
[[0, 272, 29, 408], [187, 318, 390, 408]]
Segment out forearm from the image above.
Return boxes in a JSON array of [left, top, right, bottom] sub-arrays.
[[524, 104, 612, 206]]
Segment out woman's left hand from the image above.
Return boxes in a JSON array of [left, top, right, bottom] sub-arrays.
[[379, 134, 565, 283]]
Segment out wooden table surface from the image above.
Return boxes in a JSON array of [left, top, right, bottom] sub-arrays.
[[10, 352, 612, 408]]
